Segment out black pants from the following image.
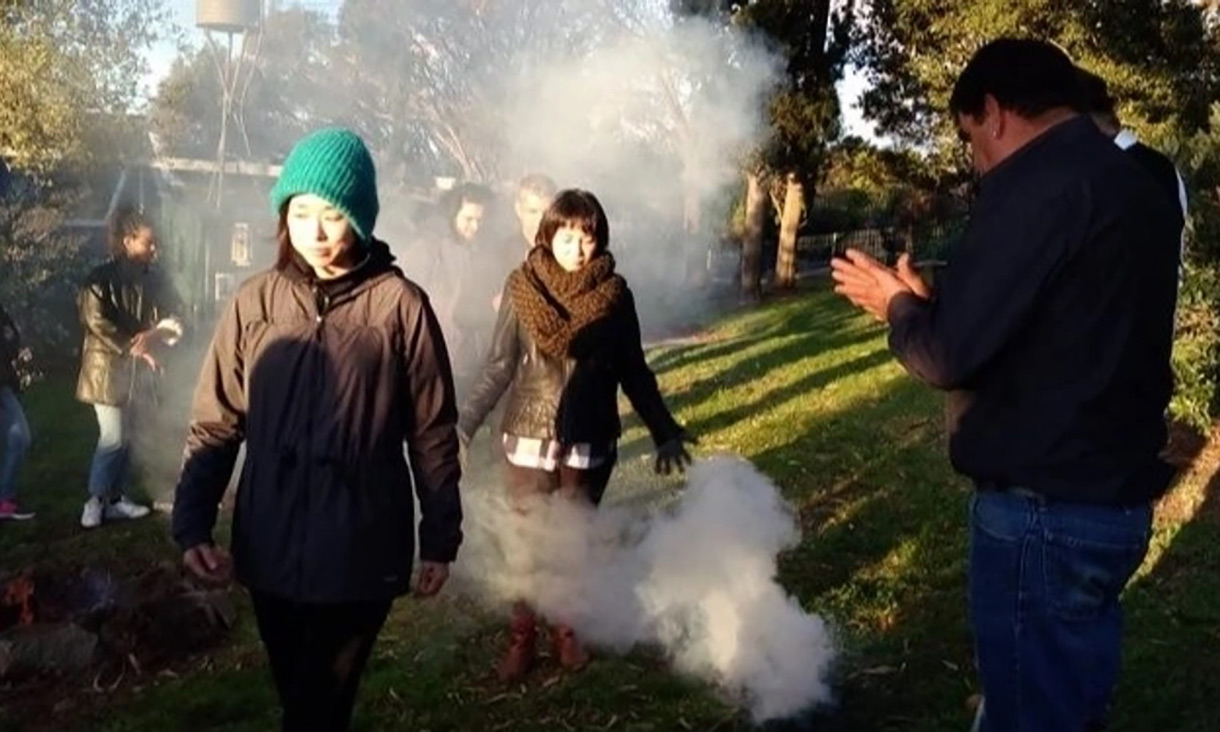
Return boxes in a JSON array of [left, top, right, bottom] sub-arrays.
[[250, 592, 392, 732]]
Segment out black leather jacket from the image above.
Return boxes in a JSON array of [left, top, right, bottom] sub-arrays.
[[459, 274, 681, 448], [75, 258, 184, 406]]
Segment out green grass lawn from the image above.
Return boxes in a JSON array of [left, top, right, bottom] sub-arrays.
[[1, 284, 1217, 731]]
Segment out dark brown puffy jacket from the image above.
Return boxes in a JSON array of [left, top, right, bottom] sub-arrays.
[[171, 242, 463, 603], [75, 259, 184, 406]]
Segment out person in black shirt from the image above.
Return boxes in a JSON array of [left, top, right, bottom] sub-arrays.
[[1077, 66, 1187, 268], [831, 38, 1180, 732]]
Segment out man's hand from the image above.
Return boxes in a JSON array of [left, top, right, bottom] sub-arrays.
[[893, 251, 927, 297], [183, 543, 232, 584], [895, 253, 933, 300], [830, 249, 916, 323], [415, 561, 450, 597]]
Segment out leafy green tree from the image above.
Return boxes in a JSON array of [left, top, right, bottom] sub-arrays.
[[1, 0, 169, 171], [149, 7, 340, 163], [675, 0, 853, 294], [854, 0, 1218, 156]]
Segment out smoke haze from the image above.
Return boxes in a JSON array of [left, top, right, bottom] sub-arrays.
[[452, 457, 838, 722], [122, 4, 828, 721]]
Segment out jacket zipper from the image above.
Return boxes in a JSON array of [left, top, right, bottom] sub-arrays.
[[296, 283, 328, 597]]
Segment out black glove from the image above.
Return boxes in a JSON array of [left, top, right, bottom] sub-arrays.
[[655, 431, 697, 475]]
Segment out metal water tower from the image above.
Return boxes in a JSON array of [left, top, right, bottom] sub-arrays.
[[196, 0, 263, 205], [197, 0, 262, 32]]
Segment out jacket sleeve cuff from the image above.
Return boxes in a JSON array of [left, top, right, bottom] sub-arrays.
[[887, 291, 927, 326], [173, 529, 215, 553], [650, 420, 684, 449], [418, 534, 461, 564], [155, 317, 185, 346]]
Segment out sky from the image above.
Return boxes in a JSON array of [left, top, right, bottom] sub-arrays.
[[143, 0, 879, 141]]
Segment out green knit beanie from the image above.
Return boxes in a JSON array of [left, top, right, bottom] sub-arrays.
[[270, 127, 379, 242]]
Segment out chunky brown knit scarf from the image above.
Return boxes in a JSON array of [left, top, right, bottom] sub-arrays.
[[509, 247, 627, 359]]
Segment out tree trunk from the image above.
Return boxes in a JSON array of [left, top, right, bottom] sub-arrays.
[[774, 173, 804, 289], [683, 185, 707, 287], [741, 171, 765, 301]]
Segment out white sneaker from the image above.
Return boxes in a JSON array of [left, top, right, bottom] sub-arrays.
[[81, 497, 104, 528], [104, 496, 151, 521]]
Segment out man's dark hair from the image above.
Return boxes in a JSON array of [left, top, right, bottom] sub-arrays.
[[442, 182, 493, 217], [535, 189, 610, 254], [1075, 66, 1120, 127], [949, 38, 1085, 121], [106, 203, 152, 259]]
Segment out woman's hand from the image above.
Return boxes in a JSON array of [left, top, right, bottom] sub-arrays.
[[415, 562, 450, 597], [183, 543, 232, 584], [655, 431, 697, 475]]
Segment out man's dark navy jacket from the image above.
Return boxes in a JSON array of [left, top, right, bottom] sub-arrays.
[[889, 116, 1181, 505]]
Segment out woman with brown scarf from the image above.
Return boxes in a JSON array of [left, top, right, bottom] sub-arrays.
[[458, 189, 694, 682]]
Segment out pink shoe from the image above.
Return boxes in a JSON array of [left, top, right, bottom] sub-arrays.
[[0, 500, 34, 521]]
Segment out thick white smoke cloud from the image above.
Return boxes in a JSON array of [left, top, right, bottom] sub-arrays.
[[501, 17, 778, 202], [498, 16, 779, 317], [452, 457, 838, 723], [382, 9, 782, 349], [145, 7, 823, 719], [147, 7, 784, 502]]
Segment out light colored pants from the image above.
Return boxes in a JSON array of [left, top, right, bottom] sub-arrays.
[[88, 404, 131, 500]]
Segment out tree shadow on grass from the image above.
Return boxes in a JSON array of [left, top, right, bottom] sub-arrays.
[[761, 405, 1220, 731], [740, 375, 978, 732], [1113, 444, 1220, 732], [646, 292, 871, 380]]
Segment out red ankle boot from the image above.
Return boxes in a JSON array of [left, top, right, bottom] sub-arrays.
[[498, 605, 537, 682], [552, 623, 590, 671]]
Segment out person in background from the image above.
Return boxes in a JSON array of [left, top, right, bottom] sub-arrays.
[[0, 302, 33, 521], [491, 173, 558, 312], [459, 189, 695, 682], [447, 181, 490, 244], [76, 204, 184, 529], [172, 127, 462, 732], [831, 38, 1181, 732], [509, 174, 557, 255], [417, 182, 500, 400], [1077, 66, 1188, 258]]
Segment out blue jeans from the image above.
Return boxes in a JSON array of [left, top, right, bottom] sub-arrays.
[[88, 404, 131, 500], [970, 490, 1152, 732], [0, 387, 32, 501]]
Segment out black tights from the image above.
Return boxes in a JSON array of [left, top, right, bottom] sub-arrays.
[[250, 592, 391, 732]]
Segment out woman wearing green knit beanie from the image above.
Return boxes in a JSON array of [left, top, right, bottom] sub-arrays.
[[172, 127, 463, 732], [270, 127, 380, 247]]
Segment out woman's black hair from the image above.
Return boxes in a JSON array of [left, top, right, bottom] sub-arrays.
[[106, 203, 152, 259], [534, 189, 610, 254], [440, 182, 491, 226]]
